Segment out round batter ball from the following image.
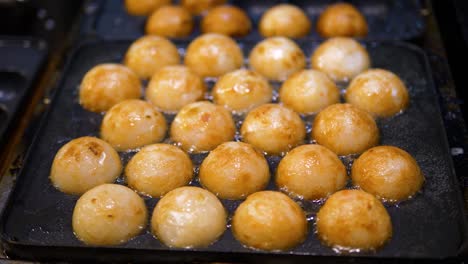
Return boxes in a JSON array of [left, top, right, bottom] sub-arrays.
[[124, 36, 180, 79], [352, 146, 424, 202], [170, 101, 235, 153], [276, 144, 347, 200], [201, 5, 251, 37], [124, 0, 171, 16], [279, 69, 340, 114], [312, 104, 379, 155], [50, 137, 122, 195], [316, 189, 392, 251], [125, 144, 193, 197], [232, 191, 308, 251], [249, 37, 306, 81], [199, 141, 270, 199], [146, 65, 206, 112], [259, 4, 311, 38], [101, 99, 167, 151], [317, 3, 368, 38], [181, 0, 226, 15], [152, 186, 227, 248], [241, 104, 306, 155], [212, 69, 273, 113], [79, 64, 141, 113], [145, 5, 193, 38], [73, 184, 147, 246], [345, 69, 409, 117], [184, 33, 243, 78], [241, 104, 305, 155], [311, 37, 370, 82]]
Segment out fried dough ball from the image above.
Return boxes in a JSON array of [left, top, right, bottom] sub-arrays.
[[185, 34, 243, 78], [317, 3, 368, 38], [124, 36, 180, 79], [145, 5, 193, 38], [345, 69, 409, 117], [241, 104, 305, 155], [124, 0, 171, 16], [312, 104, 379, 155], [125, 144, 193, 197], [311, 37, 370, 82], [249, 37, 306, 81], [199, 141, 270, 199], [201, 5, 251, 37], [279, 69, 340, 114], [152, 186, 227, 248], [232, 191, 308, 251], [101, 99, 167, 151], [50, 137, 122, 195], [316, 189, 392, 251], [79, 64, 141, 113], [146, 65, 206, 112], [181, 0, 226, 15], [213, 69, 272, 113], [276, 144, 347, 200], [259, 4, 311, 38], [72, 184, 147, 245], [352, 146, 424, 202], [170, 101, 235, 153]]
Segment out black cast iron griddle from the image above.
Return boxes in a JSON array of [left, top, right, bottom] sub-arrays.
[[0, 39, 465, 263], [0, 38, 47, 150], [80, 0, 425, 41]]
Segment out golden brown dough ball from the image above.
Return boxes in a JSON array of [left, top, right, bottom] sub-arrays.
[[79, 64, 141, 113], [241, 104, 305, 155], [72, 184, 147, 245], [312, 104, 379, 155], [201, 5, 251, 37], [232, 191, 308, 251], [152, 186, 227, 248], [184, 33, 243, 78], [316, 189, 392, 251], [50, 137, 122, 195], [259, 4, 311, 38], [276, 144, 347, 200], [317, 3, 368, 38], [101, 99, 167, 151], [249, 37, 306, 81], [279, 69, 340, 114], [146, 65, 206, 112], [124, 36, 180, 79], [181, 0, 226, 15], [199, 141, 270, 199], [170, 101, 235, 153], [145, 5, 193, 38], [213, 69, 272, 113], [125, 144, 193, 197], [311, 37, 370, 82], [345, 69, 409, 117], [124, 0, 171, 16], [352, 146, 424, 202]]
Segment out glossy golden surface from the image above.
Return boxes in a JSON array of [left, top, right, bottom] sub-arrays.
[[125, 144, 193, 197], [146, 65, 206, 112], [50, 137, 122, 195], [199, 141, 270, 199], [146, 5, 194, 38], [316, 189, 392, 251], [232, 191, 308, 251], [312, 103, 379, 155], [201, 5, 251, 37], [276, 144, 347, 200], [152, 186, 227, 248], [181, 0, 226, 15], [259, 4, 311, 38], [72, 184, 148, 245], [124, 0, 171, 16], [100, 99, 167, 151], [317, 3, 368, 38], [79, 64, 141, 113]]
